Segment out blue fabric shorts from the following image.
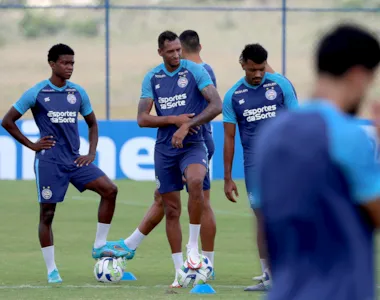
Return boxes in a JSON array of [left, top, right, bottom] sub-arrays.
[[34, 159, 105, 203], [154, 143, 208, 194], [244, 166, 259, 209]]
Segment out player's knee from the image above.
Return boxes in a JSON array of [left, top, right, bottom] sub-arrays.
[[164, 201, 181, 220], [103, 183, 118, 200], [153, 189, 163, 207], [165, 207, 181, 220], [41, 209, 55, 224], [186, 175, 204, 191], [202, 201, 212, 213]]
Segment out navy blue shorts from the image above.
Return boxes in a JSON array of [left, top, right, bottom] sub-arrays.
[[155, 143, 208, 194], [34, 159, 105, 203], [202, 131, 215, 191], [244, 166, 258, 209], [183, 131, 214, 192]]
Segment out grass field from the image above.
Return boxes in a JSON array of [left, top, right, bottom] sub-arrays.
[[0, 179, 267, 300]]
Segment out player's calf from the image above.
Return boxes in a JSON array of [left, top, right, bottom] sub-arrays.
[[163, 192, 182, 253], [186, 164, 206, 224], [185, 164, 207, 270], [38, 203, 62, 282], [86, 175, 132, 260], [138, 189, 165, 235]]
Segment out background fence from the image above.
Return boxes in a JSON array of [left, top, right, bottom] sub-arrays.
[[1, 0, 380, 120]]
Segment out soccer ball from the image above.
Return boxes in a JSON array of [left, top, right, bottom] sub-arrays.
[[94, 257, 124, 283], [177, 255, 213, 287]]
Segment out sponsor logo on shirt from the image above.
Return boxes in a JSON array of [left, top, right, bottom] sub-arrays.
[[158, 93, 187, 109], [263, 82, 277, 88], [47, 111, 77, 123], [243, 105, 277, 122], [155, 74, 166, 78], [234, 88, 248, 95]]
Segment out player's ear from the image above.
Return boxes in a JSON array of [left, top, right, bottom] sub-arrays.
[[48, 61, 55, 69], [158, 48, 163, 57]]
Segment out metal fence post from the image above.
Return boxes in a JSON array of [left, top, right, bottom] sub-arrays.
[[281, 0, 287, 76], [105, 0, 110, 120]]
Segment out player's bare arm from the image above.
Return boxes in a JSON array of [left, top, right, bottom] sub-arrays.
[[361, 200, 380, 228], [1, 107, 55, 151], [75, 111, 98, 167], [137, 97, 197, 129], [171, 85, 222, 148], [223, 122, 239, 202], [190, 85, 222, 127]]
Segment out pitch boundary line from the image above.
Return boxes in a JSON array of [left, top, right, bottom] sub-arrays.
[[0, 284, 247, 290]]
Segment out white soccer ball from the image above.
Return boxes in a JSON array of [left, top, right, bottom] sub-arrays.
[[94, 257, 124, 283], [199, 255, 213, 280], [177, 255, 213, 287]]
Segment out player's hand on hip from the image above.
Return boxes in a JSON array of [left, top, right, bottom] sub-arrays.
[[31, 135, 56, 151], [172, 123, 190, 148], [224, 178, 239, 203], [74, 153, 96, 167]]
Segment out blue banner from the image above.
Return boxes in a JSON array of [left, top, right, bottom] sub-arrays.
[[0, 120, 245, 180], [0, 119, 376, 180]]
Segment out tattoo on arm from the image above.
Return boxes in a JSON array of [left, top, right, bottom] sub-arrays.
[[188, 85, 222, 127], [138, 98, 154, 116], [201, 85, 221, 105]]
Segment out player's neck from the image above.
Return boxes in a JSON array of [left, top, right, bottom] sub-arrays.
[[49, 75, 67, 88], [164, 62, 181, 73], [312, 77, 352, 113], [183, 53, 203, 64]]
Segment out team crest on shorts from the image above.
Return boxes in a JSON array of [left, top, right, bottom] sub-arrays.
[[177, 77, 188, 88], [41, 186, 53, 200], [248, 192, 254, 202], [155, 176, 161, 189], [265, 88, 277, 101], [67, 93, 77, 104]]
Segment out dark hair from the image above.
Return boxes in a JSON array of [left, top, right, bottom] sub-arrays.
[[317, 23, 380, 76], [179, 30, 200, 52], [158, 30, 178, 49], [240, 44, 268, 64], [48, 44, 74, 62]]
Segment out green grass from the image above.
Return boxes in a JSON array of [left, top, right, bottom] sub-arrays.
[[0, 179, 264, 299]]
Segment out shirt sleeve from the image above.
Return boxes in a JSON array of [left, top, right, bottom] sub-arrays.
[[206, 66, 217, 88], [274, 74, 299, 109], [189, 63, 213, 91], [76, 86, 93, 117], [222, 89, 237, 124], [13, 88, 37, 115], [141, 72, 154, 99], [331, 123, 380, 204]]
